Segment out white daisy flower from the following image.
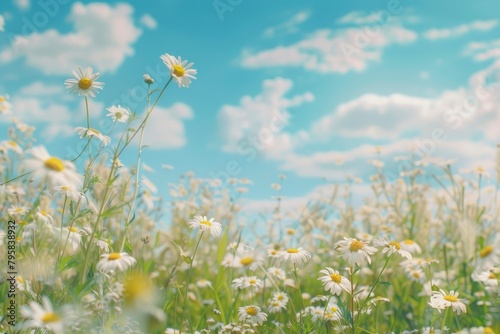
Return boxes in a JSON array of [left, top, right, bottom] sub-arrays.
[[23, 146, 83, 188], [143, 73, 154, 84], [278, 247, 311, 265], [238, 305, 267, 325], [64, 67, 104, 97], [231, 276, 262, 291], [373, 238, 412, 260], [430, 289, 467, 315], [1, 140, 23, 154], [106, 105, 130, 122], [335, 237, 378, 266], [268, 299, 286, 314], [36, 209, 53, 225], [400, 239, 422, 254], [8, 205, 29, 217], [58, 226, 82, 252], [20, 296, 67, 333], [160, 53, 197, 88], [73, 127, 111, 146], [0, 95, 12, 114], [267, 267, 287, 280], [272, 291, 289, 305], [318, 267, 352, 295], [324, 304, 342, 322], [51, 184, 86, 202], [188, 215, 222, 237], [473, 269, 498, 287], [96, 252, 136, 273]]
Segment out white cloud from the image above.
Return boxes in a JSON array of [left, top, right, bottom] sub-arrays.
[[140, 13, 157, 30], [0, 15, 5, 31], [264, 11, 310, 38], [337, 11, 386, 25], [217, 77, 313, 156], [465, 39, 500, 62], [4, 81, 105, 141], [0, 2, 142, 74], [14, 0, 30, 10], [138, 102, 194, 149], [241, 24, 417, 74], [424, 20, 498, 40]]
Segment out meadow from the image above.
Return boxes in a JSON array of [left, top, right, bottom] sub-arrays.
[[0, 54, 499, 334]]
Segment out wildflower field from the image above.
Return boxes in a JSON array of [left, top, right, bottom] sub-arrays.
[[0, 51, 499, 334]]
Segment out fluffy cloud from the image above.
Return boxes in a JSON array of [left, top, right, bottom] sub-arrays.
[[0, 15, 5, 31], [140, 13, 157, 30], [465, 39, 500, 62], [336, 11, 388, 25], [217, 77, 313, 157], [263, 11, 310, 38], [138, 102, 194, 149], [5, 81, 104, 140], [14, 0, 30, 10], [0, 2, 142, 74], [424, 20, 498, 40], [241, 23, 417, 73]]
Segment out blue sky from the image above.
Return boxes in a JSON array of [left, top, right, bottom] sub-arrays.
[[1, 0, 500, 212]]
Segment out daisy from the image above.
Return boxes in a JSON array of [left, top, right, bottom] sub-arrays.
[[106, 105, 130, 123], [473, 269, 498, 287], [268, 267, 287, 280], [143, 73, 154, 84], [22, 146, 83, 188], [51, 184, 86, 202], [64, 66, 104, 97], [238, 305, 267, 325], [430, 289, 467, 315], [1, 140, 23, 154], [335, 237, 378, 266], [73, 127, 111, 146], [324, 302, 342, 321], [374, 238, 412, 260], [278, 247, 311, 265], [272, 291, 289, 305], [36, 209, 53, 225], [96, 252, 136, 273], [400, 239, 422, 254], [8, 205, 29, 217], [160, 53, 197, 88], [188, 215, 222, 237], [58, 226, 82, 252], [318, 267, 351, 295], [476, 236, 500, 270], [0, 95, 12, 114], [20, 296, 66, 333], [268, 299, 286, 314]]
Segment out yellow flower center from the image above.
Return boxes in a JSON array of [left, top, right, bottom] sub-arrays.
[[172, 64, 185, 77], [0, 96, 4, 102], [78, 77, 92, 90], [412, 271, 420, 278], [115, 111, 122, 119], [270, 249, 278, 255], [14, 207, 23, 212], [69, 227, 79, 233], [286, 229, 295, 235], [403, 239, 414, 245], [108, 253, 122, 260], [9, 141, 17, 146], [488, 273, 496, 279], [389, 241, 401, 250], [240, 257, 254, 266], [287, 248, 299, 253], [18, 221, 27, 226], [443, 295, 457, 302], [124, 274, 153, 305], [330, 273, 342, 283], [248, 279, 257, 284], [329, 306, 338, 313], [44, 157, 65, 172], [246, 307, 258, 316], [17, 276, 25, 284], [200, 219, 212, 227], [41, 312, 61, 323], [484, 327, 494, 334], [349, 240, 364, 252], [480, 245, 493, 258], [40, 210, 48, 217]]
